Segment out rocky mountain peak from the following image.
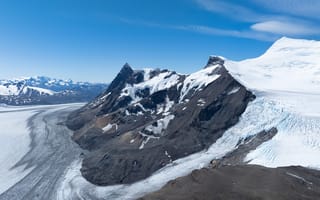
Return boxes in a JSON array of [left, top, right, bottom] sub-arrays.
[[67, 57, 254, 185], [106, 63, 134, 92], [205, 56, 225, 68], [121, 62, 133, 73]]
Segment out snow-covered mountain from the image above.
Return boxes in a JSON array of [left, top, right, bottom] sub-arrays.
[[0, 76, 108, 105], [138, 37, 320, 200], [61, 37, 320, 199], [66, 57, 254, 185]]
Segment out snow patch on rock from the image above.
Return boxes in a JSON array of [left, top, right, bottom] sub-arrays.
[[180, 64, 220, 101], [120, 72, 180, 104], [145, 115, 175, 136]]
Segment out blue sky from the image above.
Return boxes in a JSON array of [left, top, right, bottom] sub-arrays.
[[0, 0, 319, 82]]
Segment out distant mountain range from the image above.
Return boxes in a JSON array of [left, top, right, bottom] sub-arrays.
[[0, 76, 108, 105]]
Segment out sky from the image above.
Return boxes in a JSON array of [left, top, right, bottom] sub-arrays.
[[0, 0, 320, 82]]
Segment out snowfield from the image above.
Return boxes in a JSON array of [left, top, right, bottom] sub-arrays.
[[225, 37, 320, 94], [224, 37, 320, 169]]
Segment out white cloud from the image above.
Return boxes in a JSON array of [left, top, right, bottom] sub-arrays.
[[251, 20, 319, 35], [252, 0, 320, 19], [177, 25, 278, 41], [119, 1, 320, 42], [194, 0, 265, 22], [120, 18, 279, 41], [194, 0, 320, 38]]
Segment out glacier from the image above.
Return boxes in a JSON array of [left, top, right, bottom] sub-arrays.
[[224, 37, 320, 169], [0, 107, 35, 194]]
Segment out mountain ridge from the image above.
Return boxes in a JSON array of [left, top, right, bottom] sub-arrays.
[[0, 76, 108, 105], [60, 37, 320, 199], [66, 56, 254, 185]]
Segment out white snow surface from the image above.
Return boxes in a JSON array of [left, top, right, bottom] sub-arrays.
[[102, 123, 118, 132], [225, 37, 320, 94], [0, 85, 20, 95], [102, 124, 113, 132], [244, 94, 320, 169], [0, 85, 55, 96], [0, 107, 35, 194], [24, 86, 55, 95], [227, 86, 241, 95], [224, 37, 320, 168]]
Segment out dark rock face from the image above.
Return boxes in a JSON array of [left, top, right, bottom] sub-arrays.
[[140, 165, 320, 200], [205, 55, 225, 67], [67, 57, 255, 185]]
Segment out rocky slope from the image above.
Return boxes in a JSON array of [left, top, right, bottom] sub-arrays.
[[0, 76, 108, 105], [141, 165, 320, 200], [66, 56, 254, 185]]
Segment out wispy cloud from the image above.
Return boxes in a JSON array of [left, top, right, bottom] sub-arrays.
[[176, 25, 278, 41], [120, 18, 278, 42], [251, 20, 320, 36], [194, 0, 263, 22], [252, 0, 320, 19], [119, 0, 320, 42], [194, 0, 320, 39]]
